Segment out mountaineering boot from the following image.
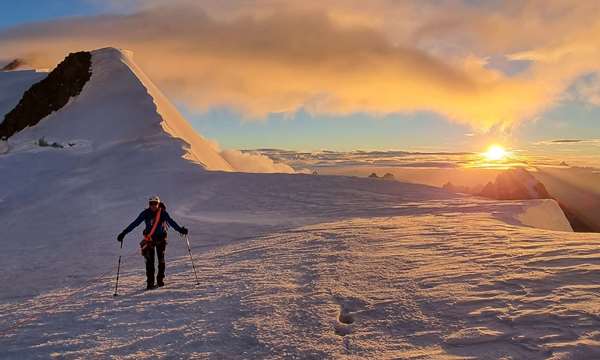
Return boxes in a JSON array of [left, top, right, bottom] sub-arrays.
[[146, 283, 156, 291]]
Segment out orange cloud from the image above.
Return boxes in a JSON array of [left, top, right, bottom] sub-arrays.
[[1, 1, 599, 131]]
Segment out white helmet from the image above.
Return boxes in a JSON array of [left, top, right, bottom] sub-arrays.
[[149, 195, 161, 203]]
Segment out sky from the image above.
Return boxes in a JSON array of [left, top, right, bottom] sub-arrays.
[[0, 0, 599, 166]]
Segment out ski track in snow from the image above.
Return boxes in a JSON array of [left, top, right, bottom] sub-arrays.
[[2, 213, 600, 359]]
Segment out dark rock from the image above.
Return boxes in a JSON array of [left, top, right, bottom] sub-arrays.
[[1, 59, 26, 71], [36, 137, 64, 148], [0, 51, 92, 139], [38, 137, 49, 147]]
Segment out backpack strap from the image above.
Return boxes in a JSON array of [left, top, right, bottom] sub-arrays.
[[144, 207, 162, 243]]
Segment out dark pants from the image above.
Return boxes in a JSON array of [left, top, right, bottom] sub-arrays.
[[142, 237, 167, 286]]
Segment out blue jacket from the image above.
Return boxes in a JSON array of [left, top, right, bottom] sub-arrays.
[[122, 204, 184, 239]]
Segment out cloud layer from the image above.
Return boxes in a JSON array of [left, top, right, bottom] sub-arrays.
[[249, 146, 600, 171], [2, 1, 600, 131], [250, 148, 474, 170], [221, 149, 295, 173]]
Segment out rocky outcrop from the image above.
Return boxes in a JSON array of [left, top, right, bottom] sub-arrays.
[[479, 168, 551, 200], [367, 172, 396, 181], [0, 51, 92, 139]]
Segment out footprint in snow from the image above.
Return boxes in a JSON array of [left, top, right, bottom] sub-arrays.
[[334, 305, 355, 337]]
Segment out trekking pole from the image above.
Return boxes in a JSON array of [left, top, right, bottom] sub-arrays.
[[183, 234, 200, 286], [113, 240, 123, 297]]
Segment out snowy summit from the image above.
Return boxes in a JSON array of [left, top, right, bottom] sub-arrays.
[[1, 48, 233, 171]]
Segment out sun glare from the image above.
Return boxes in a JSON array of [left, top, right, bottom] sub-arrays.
[[483, 145, 508, 161]]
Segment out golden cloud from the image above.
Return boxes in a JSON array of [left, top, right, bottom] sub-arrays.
[[2, 1, 600, 131]]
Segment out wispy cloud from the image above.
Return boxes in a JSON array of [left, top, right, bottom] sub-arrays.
[[535, 139, 600, 145], [552, 139, 584, 143], [2, 1, 600, 131]]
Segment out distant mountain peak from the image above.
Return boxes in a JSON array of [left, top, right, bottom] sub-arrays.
[[479, 168, 551, 200], [1, 58, 27, 71]]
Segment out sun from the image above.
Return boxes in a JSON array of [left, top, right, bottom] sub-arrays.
[[467, 144, 521, 168], [483, 144, 508, 161]]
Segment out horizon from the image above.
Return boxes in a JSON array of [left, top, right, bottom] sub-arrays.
[[1, 1, 599, 168]]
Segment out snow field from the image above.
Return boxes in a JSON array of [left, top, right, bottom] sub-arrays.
[[1, 213, 599, 359], [0, 70, 46, 123]]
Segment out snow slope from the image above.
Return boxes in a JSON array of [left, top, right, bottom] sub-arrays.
[[1, 47, 598, 359], [1, 198, 599, 359], [516, 199, 573, 231], [119, 49, 233, 171], [0, 70, 46, 124]]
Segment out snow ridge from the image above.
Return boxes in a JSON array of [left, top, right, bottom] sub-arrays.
[[115, 48, 234, 171], [4, 47, 233, 171]]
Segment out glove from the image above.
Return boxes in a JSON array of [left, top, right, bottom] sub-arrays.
[[180, 227, 188, 235], [117, 232, 125, 242]]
